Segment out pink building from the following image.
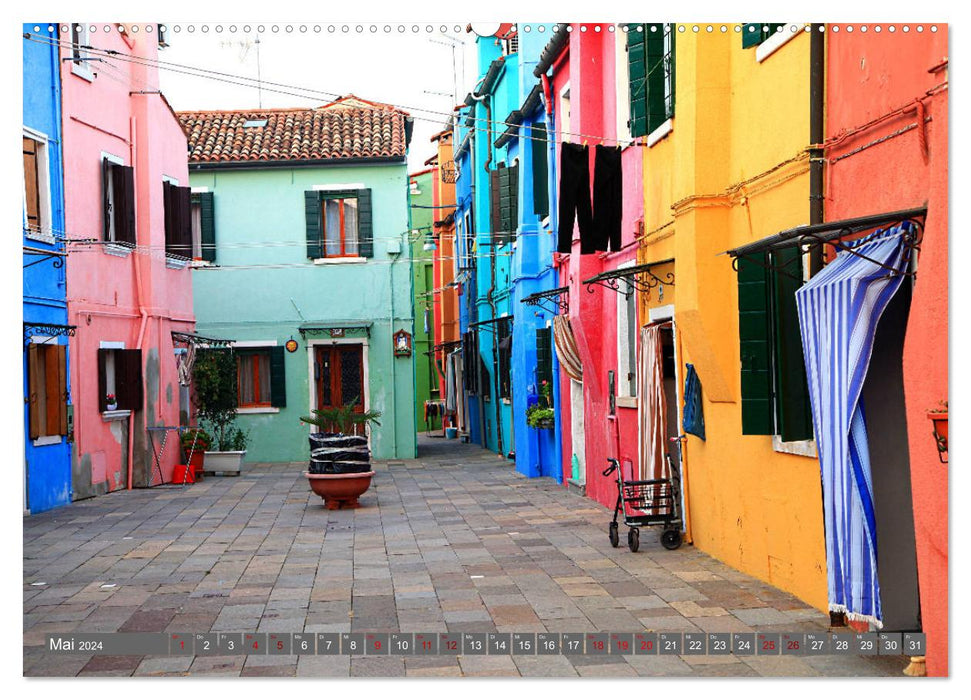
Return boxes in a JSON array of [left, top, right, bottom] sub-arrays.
[[61, 25, 195, 498], [545, 24, 646, 507]]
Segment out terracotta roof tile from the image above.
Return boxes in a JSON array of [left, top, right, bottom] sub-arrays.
[[177, 95, 409, 164]]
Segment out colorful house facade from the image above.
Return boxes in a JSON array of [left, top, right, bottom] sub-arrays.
[[824, 26, 948, 675], [409, 169, 438, 432], [61, 24, 195, 497], [23, 25, 72, 513], [179, 96, 417, 462]]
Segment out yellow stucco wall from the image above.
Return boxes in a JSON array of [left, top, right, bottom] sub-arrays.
[[640, 28, 828, 611]]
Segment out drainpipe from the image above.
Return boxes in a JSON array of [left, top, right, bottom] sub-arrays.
[[128, 115, 146, 490], [809, 24, 825, 276]]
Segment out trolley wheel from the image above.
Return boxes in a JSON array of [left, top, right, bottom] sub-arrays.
[[661, 529, 683, 550], [628, 527, 640, 553], [609, 521, 619, 548]]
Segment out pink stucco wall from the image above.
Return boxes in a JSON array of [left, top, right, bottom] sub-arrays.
[[553, 26, 644, 508], [61, 27, 194, 496]]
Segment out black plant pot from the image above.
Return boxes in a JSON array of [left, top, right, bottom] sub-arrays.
[[308, 459, 372, 475], [308, 432, 371, 476], [309, 432, 368, 451]]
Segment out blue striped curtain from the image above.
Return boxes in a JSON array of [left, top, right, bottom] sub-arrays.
[[795, 224, 913, 628]]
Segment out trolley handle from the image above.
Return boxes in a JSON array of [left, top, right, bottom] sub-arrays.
[[602, 458, 619, 477]]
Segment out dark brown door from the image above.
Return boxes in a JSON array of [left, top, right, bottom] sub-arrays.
[[315, 344, 365, 414]]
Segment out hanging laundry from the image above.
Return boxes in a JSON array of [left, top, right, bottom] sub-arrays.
[[557, 143, 594, 254], [593, 145, 623, 252], [795, 224, 913, 628], [682, 363, 706, 440]]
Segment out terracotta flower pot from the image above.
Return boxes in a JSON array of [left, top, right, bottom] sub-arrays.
[[927, 410, 948, 451], [305, 471, 375, 510]]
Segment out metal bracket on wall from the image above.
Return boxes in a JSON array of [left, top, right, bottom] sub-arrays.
[[23, 322, 76, 347], [23, 245, 67, 269], [521, 286, 569, 315], [582, 259, 675, 301]]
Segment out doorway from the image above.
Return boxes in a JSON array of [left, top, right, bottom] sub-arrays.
[[570, 378, 585, 484], [314, 344, 365, 418]]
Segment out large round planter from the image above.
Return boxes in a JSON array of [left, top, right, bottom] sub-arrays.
[[305, 471, 375, 510]]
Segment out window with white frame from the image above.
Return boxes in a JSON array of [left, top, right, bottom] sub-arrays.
[[70, 23, 94, 80], [23, 131, 52, 240], [617, 287, 638, 397]]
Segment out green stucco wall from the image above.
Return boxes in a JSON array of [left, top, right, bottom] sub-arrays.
[[409, 170, 437, 432], [189, 162, 416, 462]]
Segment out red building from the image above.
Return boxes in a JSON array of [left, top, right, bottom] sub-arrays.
[[826, 27, 948, 675]]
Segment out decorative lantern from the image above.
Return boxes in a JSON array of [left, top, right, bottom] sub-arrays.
[[393, 329, 413, 357]]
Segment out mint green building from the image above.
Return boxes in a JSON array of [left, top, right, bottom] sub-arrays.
[[409, 169, 438, 432], [179, 97, 417, 461]]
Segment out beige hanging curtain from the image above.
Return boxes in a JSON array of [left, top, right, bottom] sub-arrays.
[[553, 316, 583, 381], [637, 323, 668, 481]]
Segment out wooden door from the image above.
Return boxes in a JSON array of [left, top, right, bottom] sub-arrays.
[[314, 344, 365, 415]]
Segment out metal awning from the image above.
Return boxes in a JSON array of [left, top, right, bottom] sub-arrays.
[[724, 207, 927, 259], [24, 322, 76, 346], [521, 286, 569, 315], [171, 331, 234, 347], [298, 321, 372, 338], [582, 259, 675, 298], [468, 316, 513, 333], [23, 244, 67, 269]]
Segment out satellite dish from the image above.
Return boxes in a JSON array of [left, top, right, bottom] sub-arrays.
[[469, 23, 503, 38]]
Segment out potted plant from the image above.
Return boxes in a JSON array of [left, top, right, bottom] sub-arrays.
[[300, 399, 382, 509], [526, 380, 555, 430], [105, 393, 118, 411], [192, 348, 248, 475], [927, 400, 948, 463], [180, 427, 212, 479]]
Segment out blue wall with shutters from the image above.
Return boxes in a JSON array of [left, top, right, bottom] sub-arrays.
[[504, 29, 561, 480], [23, 25, 73, 513]]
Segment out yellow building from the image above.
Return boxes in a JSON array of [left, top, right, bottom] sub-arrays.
[[637, 24, 827, 610]]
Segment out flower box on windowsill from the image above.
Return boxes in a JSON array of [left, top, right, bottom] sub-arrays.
[[165, 256, 191, 270], [103, 243, 133, 258], [102, 409, 131, 422]]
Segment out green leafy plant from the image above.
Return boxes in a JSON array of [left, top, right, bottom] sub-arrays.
[[191, 348, 243, 451], [180, 427, 213, 454], [227, 427, 249, 451], [526, 404, 555, 429], [301, 397, 382, 435]]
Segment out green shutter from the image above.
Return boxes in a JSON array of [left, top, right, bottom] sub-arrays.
[[531, 123, 549, 218], [645, 25, 667, 134], [770, 248, 812, 442], [199, 192, 216, 262], [742, 23, 774, 49], [305, 190, 322, 259], [627, 24, 649, 137], [737, 254, 774, 435], [269, 346, 287, 408], [667, 24, 676, 120], [490, 168, 502, 239], [357, 188, 373, 258]]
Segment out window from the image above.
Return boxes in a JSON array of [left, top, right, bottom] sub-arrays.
[[70, 24, 93, 80], [737, 249, 813, 442], [163, 180, 192, 258], [617, 289, 638, 398], [463, 330, 479, 395], [97, 348, 143, 412], [627, 24, 676, 137], [490, 163, 519, 247], [27, 343, 68, 439], [190, 192, 216, 262], [536, 325, 554, 407], [23, 133, 51, 239], [531, 123, 549, 219], [742, 23, 781, 49], [236, 347, 286, 408], [102, 156, 136, 245], [497, 317, 512, 400], [458, 208, 475, 270], [305, 189, 372, 259]]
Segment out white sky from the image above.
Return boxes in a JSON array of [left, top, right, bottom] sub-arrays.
[[156, 25, 482, 172]]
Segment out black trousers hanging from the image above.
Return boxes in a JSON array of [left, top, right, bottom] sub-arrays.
[[557, 143, 594, 253], [593, 145, 623, 252]]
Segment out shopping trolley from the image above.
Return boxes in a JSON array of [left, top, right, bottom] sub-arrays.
[[603, 438, 684, 552]]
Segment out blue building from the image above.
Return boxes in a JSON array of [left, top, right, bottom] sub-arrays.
[[23, 25, 73, 513]]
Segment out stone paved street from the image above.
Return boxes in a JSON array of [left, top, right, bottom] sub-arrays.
[[24, 436, 906, 677]]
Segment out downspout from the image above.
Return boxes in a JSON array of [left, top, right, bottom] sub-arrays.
[[128, 114, 146, 490], [809, 23, 826, 275]]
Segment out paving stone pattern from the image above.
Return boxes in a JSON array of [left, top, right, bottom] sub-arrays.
[[23, 436, 905, 677]]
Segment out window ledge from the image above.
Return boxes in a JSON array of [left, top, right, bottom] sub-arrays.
[[165, 256, 191, 270], [772, 435, 817, 458], [616, 396, 638, 409], [32, 435, 62, 447], [25, 231, 56, 245], [190, 260, 215, 269], [756, 24, 805, 63], [103, 243, 133, 258], [237, 407, 280, 415], [646, 119, 673, 148], [313, 257, 367, 265], [102, 409, 131, 421], [501, 398, 512, 405], [71, 62, 94, 82]]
